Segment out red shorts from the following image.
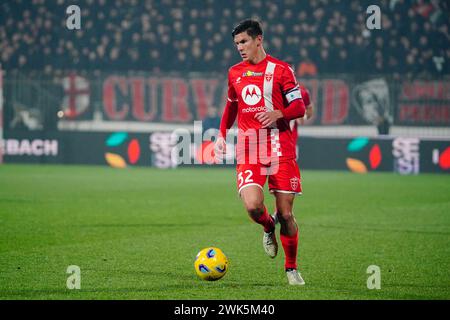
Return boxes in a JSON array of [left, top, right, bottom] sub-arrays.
[[236, 159, 302, 195]]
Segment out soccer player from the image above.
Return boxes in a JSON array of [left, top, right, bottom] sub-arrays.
[[215, 20, 307, 285]]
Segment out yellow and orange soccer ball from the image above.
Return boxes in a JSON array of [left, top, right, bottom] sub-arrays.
[[194, 247, 229, 281]]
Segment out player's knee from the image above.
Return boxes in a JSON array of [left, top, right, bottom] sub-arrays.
[[277, 210, 295, 223], [245, 201, 264, 219]]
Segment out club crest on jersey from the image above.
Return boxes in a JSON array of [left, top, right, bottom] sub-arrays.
[[242, 71, 263, 77], [265, 73, 273, 82], [241, 84, 262, 106], [290, 177, 300, 191]]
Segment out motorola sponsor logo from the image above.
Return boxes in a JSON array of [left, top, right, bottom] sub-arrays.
[[241, 85, 262, 106], [242, 106, 267, 113]]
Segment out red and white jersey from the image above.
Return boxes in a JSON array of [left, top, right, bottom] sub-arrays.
[[227, 55, 301, 163]]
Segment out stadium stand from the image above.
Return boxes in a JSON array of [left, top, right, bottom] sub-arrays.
[[1, 0, 448, 78]]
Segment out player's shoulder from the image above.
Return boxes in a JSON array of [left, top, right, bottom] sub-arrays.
[[267, 55, 293, 72], [228, 61, 247, 75]]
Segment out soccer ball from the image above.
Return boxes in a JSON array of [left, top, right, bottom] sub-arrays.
[[194, 247, 229, 281]]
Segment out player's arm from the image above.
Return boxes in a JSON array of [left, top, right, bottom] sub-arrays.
[[279, 86, 306, 120], [305, 102, 314, 119], [296, 86, 313, 124], [279, 66, 308, 120], [215, 73, 238, 157], [219, 99, 238, 139], [255, 87, 306, 128], [255, 65, 305, 128], [296, 103, 313, 125]]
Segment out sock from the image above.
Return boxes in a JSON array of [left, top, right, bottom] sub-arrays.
[[254, 206, 275, 233], [280, 230, 298, 270]]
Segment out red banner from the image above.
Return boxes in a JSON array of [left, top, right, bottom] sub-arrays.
[[5, 72, 450, 129]]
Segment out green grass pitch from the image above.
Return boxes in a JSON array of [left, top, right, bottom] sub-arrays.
[[0, 164, 449, 300]]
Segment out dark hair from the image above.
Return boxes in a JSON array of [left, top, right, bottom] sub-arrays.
[[231, 19, 263, 38]]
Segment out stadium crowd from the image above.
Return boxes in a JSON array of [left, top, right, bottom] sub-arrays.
[[0, 0, 449, 78]]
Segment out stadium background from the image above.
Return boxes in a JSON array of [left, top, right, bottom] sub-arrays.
[[0, 0, 450, 301]]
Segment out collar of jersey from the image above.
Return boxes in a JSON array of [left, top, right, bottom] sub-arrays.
[[243, 54, 269, 66]]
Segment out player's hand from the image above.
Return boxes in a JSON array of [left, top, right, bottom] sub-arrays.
[[214, 136, 226, 161], [305, 105, 313, 120], [255, 110, 283, 128], [296, 105, 313, 125]]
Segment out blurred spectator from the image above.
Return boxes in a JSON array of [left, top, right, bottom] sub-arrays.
[[296, 59, 318, 77], [202, 106, 221, 135]]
